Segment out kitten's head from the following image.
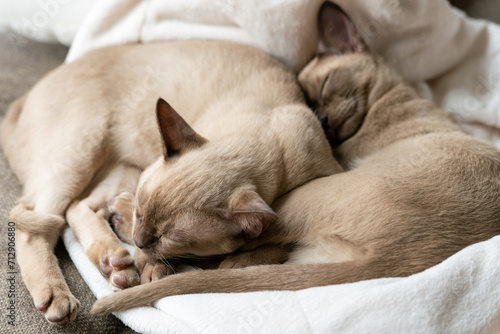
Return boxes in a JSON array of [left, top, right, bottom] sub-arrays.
[[299, 2, 400, 146], [132, 99, 277, 260]]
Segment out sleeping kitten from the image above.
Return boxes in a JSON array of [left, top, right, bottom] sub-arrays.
[[91, 3, 500, 314], [0, 40, 339, 324]]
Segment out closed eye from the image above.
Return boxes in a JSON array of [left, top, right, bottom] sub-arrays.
[[319, 72, 333, 103], [166, 236, 183, 243], [136, 215, 143, 224], [166, 232, 192, 246]]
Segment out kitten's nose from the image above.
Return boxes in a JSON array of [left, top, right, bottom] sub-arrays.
[[134, 237, 145, 249]]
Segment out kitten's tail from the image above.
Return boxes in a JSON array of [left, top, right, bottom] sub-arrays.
[[9, 202, 66, 234], [91, 259, 418, 314]]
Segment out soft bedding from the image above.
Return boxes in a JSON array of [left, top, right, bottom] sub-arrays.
[[11, 0, 500, 333]]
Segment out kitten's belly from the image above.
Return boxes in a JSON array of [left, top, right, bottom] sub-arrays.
[[287, 237, 368, 264]]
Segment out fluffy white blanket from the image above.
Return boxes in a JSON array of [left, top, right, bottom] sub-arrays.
[[64, 227, 500, 334], [9, 0, 500, 332]]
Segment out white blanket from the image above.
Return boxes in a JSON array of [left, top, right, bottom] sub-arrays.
[[0, 0, 97, 45], [57, 0, 500, 333], [64, 227, 500, 334]]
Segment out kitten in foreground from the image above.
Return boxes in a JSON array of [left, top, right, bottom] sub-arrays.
[[1, 40, 339, 324], [91, 2, 500, 314]]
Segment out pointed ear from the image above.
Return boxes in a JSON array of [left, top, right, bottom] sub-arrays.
[[317, 2, 366, 55], [156, 98, 207, 159], [224, 189, 278, 238]]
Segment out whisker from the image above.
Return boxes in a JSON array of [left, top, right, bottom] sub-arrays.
[[161, 256, 177, 274], [170, 254, 226, 261], [345, 87, 356, 98]]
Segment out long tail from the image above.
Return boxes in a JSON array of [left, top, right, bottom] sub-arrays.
[[92, 259, 417, 314]]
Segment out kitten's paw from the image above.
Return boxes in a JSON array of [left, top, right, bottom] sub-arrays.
[[219, 249, 285, 269], [100, 251, 139, 291], [138, 259, 173, 284], [108, 192, 134, 245], [33, 283, 80, 325], [219, 254, 257, 269], [135, 249, 173, 283], [220, 245, 289, 269]]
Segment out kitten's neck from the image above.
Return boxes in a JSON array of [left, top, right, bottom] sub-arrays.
[[215, 105, 340, 203]]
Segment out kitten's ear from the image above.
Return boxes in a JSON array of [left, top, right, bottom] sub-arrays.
[[156, 98, 207, 159], [224, 189, 277, 238], [317, 2, 365, 55]]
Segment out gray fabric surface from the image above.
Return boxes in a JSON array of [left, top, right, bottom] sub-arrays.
[[0, 1, 498, 333], [0, 32, 137, 334]]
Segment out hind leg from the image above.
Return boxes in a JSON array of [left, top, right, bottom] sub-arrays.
[[66, 164, 141, 291], [12, 189, 83, 325], [11, 148, 110, 325], [8, 118, 113, 324], [16, 227, 79, 325]]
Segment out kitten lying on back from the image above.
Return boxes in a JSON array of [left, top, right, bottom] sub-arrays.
[[1, 40, 339, 324], [92, 3, 500, 314]]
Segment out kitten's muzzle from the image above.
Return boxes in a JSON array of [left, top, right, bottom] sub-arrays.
[[134, 236, 145, 249]]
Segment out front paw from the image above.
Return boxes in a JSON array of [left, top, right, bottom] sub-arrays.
[[135, 249, 173, 284], [108, 192, 134, 245], [140, 260, 173, 284], [219, 245, 289, 269], [100, 249, 140, 291], [219, 253, 259, 269]]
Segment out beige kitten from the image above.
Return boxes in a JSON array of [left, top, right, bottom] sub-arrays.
[[91, 3, 500, 314], [1, 40, 339, 324]]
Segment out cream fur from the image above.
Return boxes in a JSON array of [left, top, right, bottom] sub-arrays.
[[0, 40, 339, 324], [90, 4, 500, 314], [91, 49, 500, 315]]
